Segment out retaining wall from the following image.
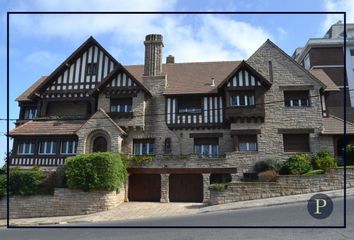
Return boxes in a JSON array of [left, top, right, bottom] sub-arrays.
[[210, 168, 354, 205], [0, 187, 125, 219]]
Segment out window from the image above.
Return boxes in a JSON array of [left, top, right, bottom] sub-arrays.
[[178, 97, 202, 113], [133, 139, 155, 155], [304, 54, 311, 70], [238, 135, 257, 151], [86, 63, 97, 75], [39, 140, 57, 155], [110, 98, 132, 113], [194, 138, 219, 158], [17, 141, 35, 155], [61, 140, 77, 155], [350, 49, 354, 56], [23, 107, 37, 120], [283, 134, 310, 152], [284, 91, 310, 107], [164, 138, 172, 154], [230, 94, 255, 107]]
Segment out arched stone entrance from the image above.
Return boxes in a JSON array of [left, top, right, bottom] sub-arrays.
[[92, 136, 108, 152]]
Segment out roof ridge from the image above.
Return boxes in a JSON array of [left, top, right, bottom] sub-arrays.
[[124, 60, 242, 67]]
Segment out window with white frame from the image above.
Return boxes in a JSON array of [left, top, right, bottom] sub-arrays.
[[17, 141, 35, 155], [23, 107, 37, 120], [133, 139, 155, 155], [230, 94, 255, 107], [238, 135, 257, 151], [39, 140, 57, 155], [284, 91, 310, 107], [110, 98, 132, 113], [194, 138, 219, 158], [61, 140, 77, 155]]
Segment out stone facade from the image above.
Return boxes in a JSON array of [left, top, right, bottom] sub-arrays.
[[97, 90, 146, 128], [76, 109, 125, 154], [209, 168, 353, 205], [0, 187, 125, 219]]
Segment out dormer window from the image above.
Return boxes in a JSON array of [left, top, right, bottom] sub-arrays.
[[230, 92, 255, 107], [23, 107, 37, 120], [86, 63, 97, 75], [284, 91, 310, 107]]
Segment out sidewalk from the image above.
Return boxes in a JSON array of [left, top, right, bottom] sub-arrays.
[[1, 188, 352, 226]]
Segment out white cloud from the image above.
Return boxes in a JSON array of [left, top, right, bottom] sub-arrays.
[[9, 0, 272, 63], [322, 0, 353, 32]]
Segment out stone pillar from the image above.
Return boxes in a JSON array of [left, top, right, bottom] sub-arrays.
[[202, 173, 211, 203], [124, 176, 129, 202], [160, 174, 170, 203]]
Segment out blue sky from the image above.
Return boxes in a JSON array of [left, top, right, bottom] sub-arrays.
[[0, 0, 351, 166]]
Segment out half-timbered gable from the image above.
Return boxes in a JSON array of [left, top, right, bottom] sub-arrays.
[[29, 36, 118, 100], [218, 61, 271, 123]]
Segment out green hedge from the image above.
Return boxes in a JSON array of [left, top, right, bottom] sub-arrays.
[[253, 159, 282, 173], [312, 150, 337, 171], [0, 175, 6, 199], [8, 167, 44, 196], [65, 152, 127, 192], [346, 144, 354, 165], [280, 153, 312, 175]]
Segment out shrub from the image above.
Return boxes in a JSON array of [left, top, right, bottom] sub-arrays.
[[257, 170, 277, 182], [346, 144, 354, 166], [302, 169, 324, 176], [279, 153, 312, 175], [65, 152, 127, 192], [8, 167, 44, 196], [253, 159, 282, 173], [209, 183, 228, 191], [313, 150, 337, 172], [129, 155, 155, 164], [0, 175, 6, 198]]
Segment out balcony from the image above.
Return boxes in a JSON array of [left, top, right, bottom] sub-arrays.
[[225, 106, 265, 122]]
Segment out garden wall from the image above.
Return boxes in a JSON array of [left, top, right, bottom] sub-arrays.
[[209, 168, 354, 205], [0, 187, 125, 219]]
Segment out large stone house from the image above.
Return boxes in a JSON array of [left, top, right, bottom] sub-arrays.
[[8, 34, 347, 203]]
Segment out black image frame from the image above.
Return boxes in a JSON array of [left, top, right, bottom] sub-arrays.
[[6, 11, 347, 228]]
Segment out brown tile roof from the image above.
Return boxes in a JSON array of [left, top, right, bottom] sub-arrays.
[[321, 115, 354, 135], [8, 120, 85, 136], [16, 76, 48, 101], [126, 61, 242, 95], [309, 69, 340, 92]]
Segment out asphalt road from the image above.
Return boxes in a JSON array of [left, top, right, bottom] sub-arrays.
[[1, 196, 353, 240]]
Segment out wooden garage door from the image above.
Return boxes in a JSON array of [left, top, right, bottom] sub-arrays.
[[128, 174, 161, 202], [169, 174, 203, 202]]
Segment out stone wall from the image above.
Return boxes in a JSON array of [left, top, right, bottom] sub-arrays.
[[0, 187, 125, 219], [209, 168, 354, 205]]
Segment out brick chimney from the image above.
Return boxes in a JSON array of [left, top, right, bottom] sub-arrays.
[[144, 34, 163, 77], [166, 55, 175, 64]]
